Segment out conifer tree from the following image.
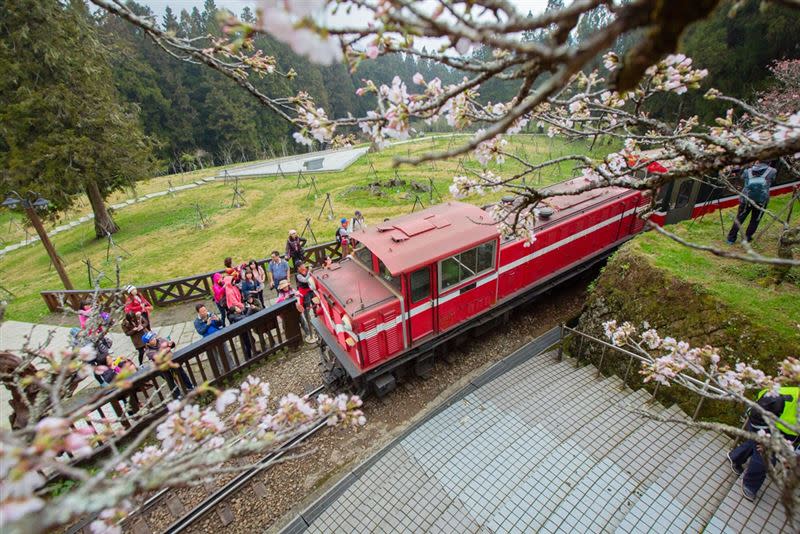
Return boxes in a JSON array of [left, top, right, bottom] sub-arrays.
[[0, 0, 154, 238]]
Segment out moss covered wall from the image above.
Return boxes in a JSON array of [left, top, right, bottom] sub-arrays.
[[575, 242, 799, 424]]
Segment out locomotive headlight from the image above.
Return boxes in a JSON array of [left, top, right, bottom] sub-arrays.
[[341, 315, 356, 347]]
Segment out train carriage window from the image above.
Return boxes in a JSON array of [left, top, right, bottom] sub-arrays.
[[438, 240, 497, 292], [409, 268, 431, 303], [354, 245, 373, 268], [672, 180, 694, 209]]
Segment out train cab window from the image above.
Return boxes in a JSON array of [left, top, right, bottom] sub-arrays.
[[460, 247, 477, 278], [672, 180, 694, 209], [409, 267, 431, 303], [476, 241, 495, 272], [440, 257, 461, 289], [378, 260, 401, 292], [438, 240, 497, 291], [354, 245, 373, 269]]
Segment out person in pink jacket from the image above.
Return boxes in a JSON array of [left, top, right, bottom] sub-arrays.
[[211, 272, 227, 326], [224, 275, 243, 312]]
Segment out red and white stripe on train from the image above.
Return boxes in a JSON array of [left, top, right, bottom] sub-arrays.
[[310, 166, 799, 394], [649, 162, 799, 225]]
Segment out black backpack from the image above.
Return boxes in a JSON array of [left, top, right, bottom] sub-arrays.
[[749, 394, 787, 430]]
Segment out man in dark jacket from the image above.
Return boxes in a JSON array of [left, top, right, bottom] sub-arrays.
[[227, 304, 254, 360], [726, 161, 776, 244], [727, 387, 798, 501], [143, 331, 194, 399], [285, 229, 307, 268]]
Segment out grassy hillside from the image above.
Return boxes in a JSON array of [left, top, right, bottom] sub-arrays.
[[576, 194, 799, 423], [0, 134, 610, 322], [634, 194, 799, 340]]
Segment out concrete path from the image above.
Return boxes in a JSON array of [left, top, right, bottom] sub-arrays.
[[282, 341, 797, 533], [222, 146, 370, 178], [0, 318, 202, 430], [0, 319, 201, 355]]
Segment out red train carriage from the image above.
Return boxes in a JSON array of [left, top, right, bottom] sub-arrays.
[[312, 178, 650, 394], [649, 162, 799, 225]]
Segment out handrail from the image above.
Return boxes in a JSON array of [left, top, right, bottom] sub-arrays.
[[66, 299, 303, 463], [40, 240, 344, 312], [559, 324, 732, 420]]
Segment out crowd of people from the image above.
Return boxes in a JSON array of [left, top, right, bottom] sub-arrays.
[[71, 286, 192, 404], [72, 212, 367, 405]]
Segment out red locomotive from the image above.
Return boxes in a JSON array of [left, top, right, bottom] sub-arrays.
[[311, 177, 653, 394], [311, 166, 799, 394]]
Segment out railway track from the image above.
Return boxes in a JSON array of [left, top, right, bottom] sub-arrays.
[[67, 385, 327, 534], [67, 287, 587, 534]]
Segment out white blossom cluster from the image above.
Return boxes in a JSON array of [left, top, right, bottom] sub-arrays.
[[601, 320, 800, 396], [292, 92, 336, 147], [1, 373, 364, 533], [488, 203, 539, 247], [257, 0, 342, 65], [1, 417, 96, 526], [474, 129, 508, 166]]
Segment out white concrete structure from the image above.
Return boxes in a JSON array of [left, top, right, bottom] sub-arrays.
[[220, 146, 370, 178]]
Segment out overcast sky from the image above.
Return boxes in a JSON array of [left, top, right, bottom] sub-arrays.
[[143, 0, 254, 17], [137, 0, 554, 53], [140, 1, 553, 20]]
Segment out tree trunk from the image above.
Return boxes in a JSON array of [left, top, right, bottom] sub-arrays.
[[85, 180, 119, 238], [772, 225, 800, 285]]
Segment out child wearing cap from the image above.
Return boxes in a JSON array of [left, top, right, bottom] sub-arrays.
[[143, 332, 194, 399], [335, 218, 351, 256]]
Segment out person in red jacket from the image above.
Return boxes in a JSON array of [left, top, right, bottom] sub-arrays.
[[123, 285, 153, 321]]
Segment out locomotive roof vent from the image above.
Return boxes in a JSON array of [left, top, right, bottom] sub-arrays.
[[390, 232, 408, 242], [538, 207, 554, 219]]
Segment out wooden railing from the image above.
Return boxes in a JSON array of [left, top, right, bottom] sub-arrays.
[[40, 240, 344, 312], [69, 299, 302, 459]]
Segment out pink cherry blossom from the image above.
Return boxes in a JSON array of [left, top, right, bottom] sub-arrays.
[[454, 37, 473, 55], [257, 1, 342, 65]]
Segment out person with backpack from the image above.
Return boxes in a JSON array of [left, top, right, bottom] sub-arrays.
[[727, 386, 798, 501], [285, 230, 307, 268], [726, 161, 776, 244]]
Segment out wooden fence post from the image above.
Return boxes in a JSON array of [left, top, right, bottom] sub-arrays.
[[282, 302, 303, 349]]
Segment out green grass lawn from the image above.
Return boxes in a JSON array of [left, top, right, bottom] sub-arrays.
[[1, 134, 612, 321], [633, 194, 800, 341], [0, 165, 247, 247]]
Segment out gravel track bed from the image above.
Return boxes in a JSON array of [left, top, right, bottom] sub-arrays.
[[135, 280, 588, 533]]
